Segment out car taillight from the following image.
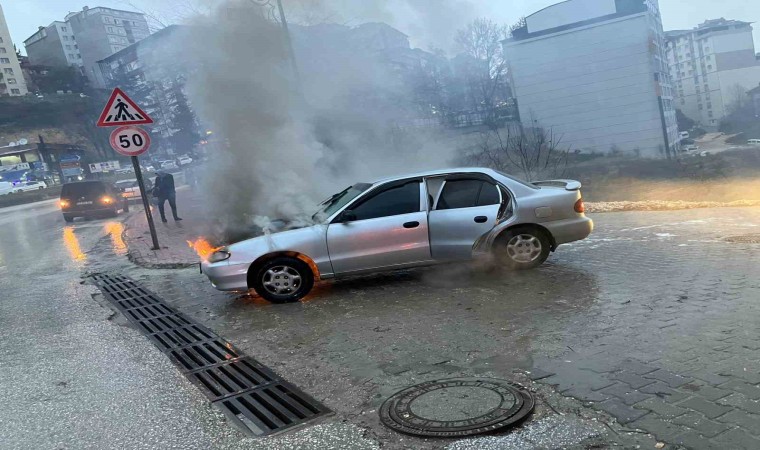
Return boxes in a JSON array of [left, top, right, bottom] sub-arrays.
[[59, 199, 69, 208], [101, 196, 114, 204], [574, 198, 585, 213]]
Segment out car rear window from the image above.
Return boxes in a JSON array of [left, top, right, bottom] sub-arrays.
[[61, 182, 106, 198]]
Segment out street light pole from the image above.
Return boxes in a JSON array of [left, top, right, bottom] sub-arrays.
[[252, 0, 303, 97]]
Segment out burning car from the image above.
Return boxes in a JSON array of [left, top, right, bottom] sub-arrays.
[[200, 168, 593, 303]]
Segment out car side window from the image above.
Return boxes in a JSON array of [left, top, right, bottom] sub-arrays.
[[350, 181, 420, 221], [437, 179, 482, 210], [477, 183, 500, 206]]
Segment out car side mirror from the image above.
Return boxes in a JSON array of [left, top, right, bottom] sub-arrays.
[[340, 210, 357, 222]]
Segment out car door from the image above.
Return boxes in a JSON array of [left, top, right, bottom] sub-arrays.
[[428, 178, 501, 260], [326, 180, 431, 275]]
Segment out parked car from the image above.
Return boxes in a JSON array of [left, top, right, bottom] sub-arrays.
[[115, 167, 135, 174], [178, 156, 193, 166], [0, 181, 13, 195], [115, 178, 153, 201], [201, 168, 593, 303], [143, 165, 156, 173], [679, 131, 690, 140], [747, 139, 760, 146], [12, 181, 47, 193], [59, 181, 129, 222], [682, 144, 699, 151], [160, 160, 179, 170]]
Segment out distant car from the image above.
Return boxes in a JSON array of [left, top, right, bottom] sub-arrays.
[[0, 181, 13, 195], [201, 167, 593, 303], [160, 160, 179, 170], [59, 181, 129, 222], [178, 156, 193, 166], [700, 151, 712, 157], [747, 139, 760, 146], [115, 178, 153, 201], [679, 131, 690, 140], [12, 181, 47, 193], [683, 144, 699, 151], [143, 165, 156, 173], [115, 167, 135, 174]]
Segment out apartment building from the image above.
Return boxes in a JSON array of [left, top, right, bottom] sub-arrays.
[[24, 21, 82, 67], [503, 0, 679, 157], [65, 6, 150, 87], [0, 3, 28, 96], [666, 19, 760, 127]]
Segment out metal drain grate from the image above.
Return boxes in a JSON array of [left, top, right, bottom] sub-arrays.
[[90, 273, 329, 436]]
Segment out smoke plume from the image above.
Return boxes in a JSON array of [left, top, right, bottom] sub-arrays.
[[177, 0, 466, 241]]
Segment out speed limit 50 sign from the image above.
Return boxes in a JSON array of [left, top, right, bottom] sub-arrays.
[[109, 125, 151, 156]]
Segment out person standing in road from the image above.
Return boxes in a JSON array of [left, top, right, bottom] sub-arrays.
[[153, 170, 182, 222]]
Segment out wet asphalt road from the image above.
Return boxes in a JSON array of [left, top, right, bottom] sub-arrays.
[[0, 202, 378, 450]]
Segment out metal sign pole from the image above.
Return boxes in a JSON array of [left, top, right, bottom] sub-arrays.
[[131, 155, 160, 250]]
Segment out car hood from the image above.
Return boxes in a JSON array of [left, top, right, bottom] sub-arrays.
[[227, 223, 328, 264]]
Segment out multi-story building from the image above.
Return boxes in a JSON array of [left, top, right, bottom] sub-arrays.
[[23, 21, 82, 68], [65, 6, 150, 87], [665, 19, 760, 127], [503, 0, 679, 157], [0, 3, 28, 96]]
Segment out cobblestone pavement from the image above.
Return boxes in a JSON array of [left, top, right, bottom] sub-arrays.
[[109, 206, 760, 449]]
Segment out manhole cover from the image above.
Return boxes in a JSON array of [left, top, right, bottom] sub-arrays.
[[379, 378, 534, 437]]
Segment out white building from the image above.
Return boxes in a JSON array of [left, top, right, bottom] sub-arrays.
[[666, 19, 760, 127], [24, 21, 82, 68], [503, 0, 679, 158], [0, 3, 28, 96]]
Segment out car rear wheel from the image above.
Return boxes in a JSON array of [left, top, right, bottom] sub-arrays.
[[63, 214, 74, 223], [251, 257, 314, 303], [495, 227, 550, 270]]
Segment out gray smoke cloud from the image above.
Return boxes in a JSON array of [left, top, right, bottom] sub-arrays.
[[171, 0, 483, 242]]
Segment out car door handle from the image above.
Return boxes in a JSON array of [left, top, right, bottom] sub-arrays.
[[403, 221, 420, 229], [474, 216, 488, 223]]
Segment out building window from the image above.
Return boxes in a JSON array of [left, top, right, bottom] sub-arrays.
[[0, 58, 9, 63], [681, 99, 685, 105], [698, 104, 703, 110], [7, 78, 16, 84], [707, 65, 712, 70], [65, 45, 72, 50], [107, 26, 114, 33], [3, 68, 12, 74], [62, 35, 69, 41], [0, 37, 3, 43], [708, 111, 713, 118], [0, 47, 6, 53], [11, 89, 20, 94], [103, 16, 113, 24]]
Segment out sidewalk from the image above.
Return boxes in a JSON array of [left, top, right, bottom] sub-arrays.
[[123, 187, 208, 268]]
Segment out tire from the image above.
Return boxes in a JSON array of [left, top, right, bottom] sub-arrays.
[[63, 214, 74, 223], [495, 227, 551, 270], [251, 257, 314, 303]]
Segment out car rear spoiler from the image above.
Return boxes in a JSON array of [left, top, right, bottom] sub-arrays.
[[533, 179, 582, 190]]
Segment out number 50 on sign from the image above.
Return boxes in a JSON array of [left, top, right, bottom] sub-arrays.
[[109, 125, 151, 157]]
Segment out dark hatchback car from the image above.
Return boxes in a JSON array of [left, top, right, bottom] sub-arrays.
[[60, 181, 129, 222]]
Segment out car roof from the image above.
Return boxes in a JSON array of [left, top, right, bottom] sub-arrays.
[[369, 167, 498, 185]]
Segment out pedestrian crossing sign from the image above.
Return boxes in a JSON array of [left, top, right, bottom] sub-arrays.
[[96, 87, 154, 127]]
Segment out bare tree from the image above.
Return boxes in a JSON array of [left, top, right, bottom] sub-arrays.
[[508, 16, 527, 37], [464, 120, 570, 181], [726, 83, 749, 115], [454, 19, 510, 122]]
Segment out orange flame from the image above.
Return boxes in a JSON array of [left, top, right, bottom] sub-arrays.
[[187, 237, 221, 260]]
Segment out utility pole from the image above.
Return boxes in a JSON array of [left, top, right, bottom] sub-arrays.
[[275, 0, 302, 95]]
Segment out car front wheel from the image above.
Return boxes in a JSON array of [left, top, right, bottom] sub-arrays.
[[496, 227, 551, 270], [251, 257, 314, 303]]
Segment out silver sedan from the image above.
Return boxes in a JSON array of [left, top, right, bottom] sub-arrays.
[[201, 168, 593, 303]]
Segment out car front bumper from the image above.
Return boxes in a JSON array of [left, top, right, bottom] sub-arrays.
[[200, 260, 250, 291]]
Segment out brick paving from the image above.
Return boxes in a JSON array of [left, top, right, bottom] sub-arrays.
[[112, 205, 760, 449], [123, 187, 205, 268]]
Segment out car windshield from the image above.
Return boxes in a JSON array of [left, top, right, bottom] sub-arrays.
[[312, 183, 371, 221]]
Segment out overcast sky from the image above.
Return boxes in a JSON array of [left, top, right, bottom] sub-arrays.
[[3, 0, 760, 55]]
